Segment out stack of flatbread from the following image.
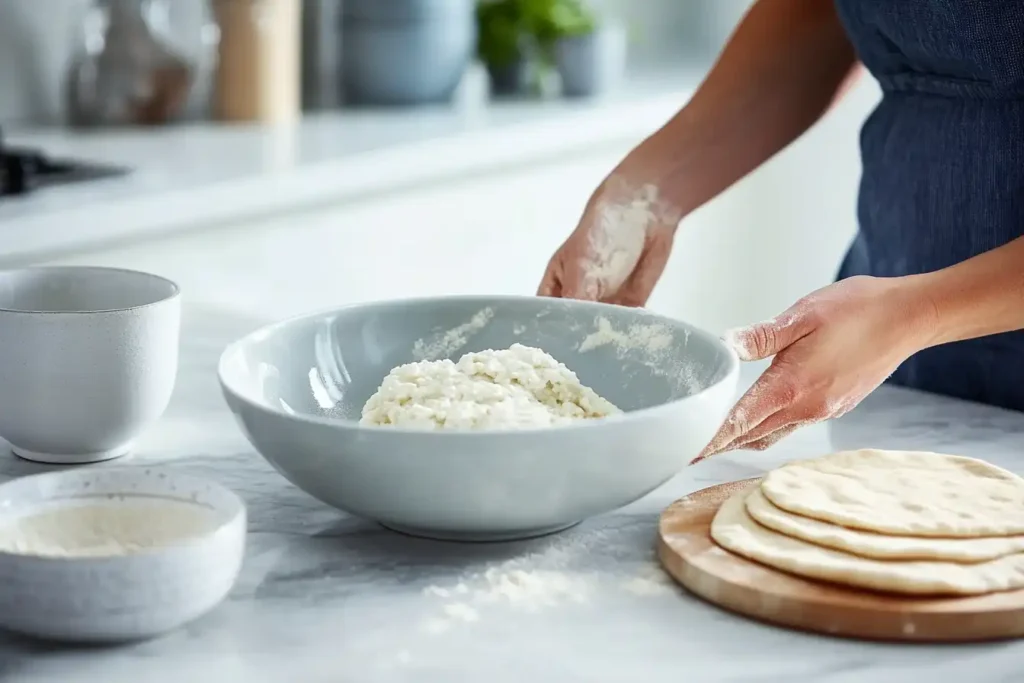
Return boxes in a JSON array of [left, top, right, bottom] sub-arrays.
[[710, 449, 1024, 596]]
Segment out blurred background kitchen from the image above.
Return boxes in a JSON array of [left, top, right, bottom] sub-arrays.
[[0, 0, 881, 334]]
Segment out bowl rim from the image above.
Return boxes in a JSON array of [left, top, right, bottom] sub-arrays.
[[217, 294, 741, 436], [0, 467, 247, 563], [0, 266, 181, 315]]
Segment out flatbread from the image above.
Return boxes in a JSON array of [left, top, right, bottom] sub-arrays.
[[711, 486, 1024, 596], [745, 486, 1024, 563], [760, 450, 1024, 538]]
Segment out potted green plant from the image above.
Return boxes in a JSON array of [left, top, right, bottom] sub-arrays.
[[550, 1, 627, 98], [475, 0, 532, 95], [475, 0, 601, 96]]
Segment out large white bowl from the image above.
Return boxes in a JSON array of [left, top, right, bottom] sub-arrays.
[[218, 295, 738, 541]]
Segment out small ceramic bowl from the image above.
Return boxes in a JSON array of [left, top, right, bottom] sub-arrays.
[[0, 266, 181, 465], [0, 467, 246, 643]]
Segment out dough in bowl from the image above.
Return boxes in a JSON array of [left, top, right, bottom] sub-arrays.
[[360, 343, 620, 430], [711, 486, 1024, 596], [744, 486, 1024, 563], [760, 450, 1024, 538]]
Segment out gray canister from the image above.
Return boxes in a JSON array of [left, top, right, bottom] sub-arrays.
[[341, 0, 476, 106], [555, 23, 628, 99]]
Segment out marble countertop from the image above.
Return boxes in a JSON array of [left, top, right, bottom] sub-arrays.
[[0, 66, 700, 263], [1, 303, 1023, 682]]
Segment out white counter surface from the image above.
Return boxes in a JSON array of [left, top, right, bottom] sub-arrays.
[[2, 301, 1023, 682], [0, 67, 700, 263]]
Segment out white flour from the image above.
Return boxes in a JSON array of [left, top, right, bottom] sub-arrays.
[[581, 180, 679, 298], [411, 307, 495, 361], [361, 343, 620, 430], [578, 316, 674, 355], [722, 312, 799, 362], [419, 528, 676, 635], [578, 315, 700, 397], [0, 498, 216, 558], [620, 564, 677, 596]]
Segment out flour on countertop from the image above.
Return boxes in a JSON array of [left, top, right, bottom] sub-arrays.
[[620, 565, 676, 596], [0, 498, 216, 558], [361, 343, 620, 430], [420, 567, 597, 636], [411, 307, 495, 361], [418, 526, 679, 635], [474, 567, 595, 611]]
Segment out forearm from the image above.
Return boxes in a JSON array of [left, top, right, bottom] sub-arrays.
[[908, 236, 1024, 347], [619, 0, 857, 217]]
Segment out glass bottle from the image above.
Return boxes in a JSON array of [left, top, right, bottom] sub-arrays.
[[65, 0, 194, 126]]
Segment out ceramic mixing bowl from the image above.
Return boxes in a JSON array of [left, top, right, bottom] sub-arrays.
[[0, 266, 180, 464], [218, 295, 739, 541]]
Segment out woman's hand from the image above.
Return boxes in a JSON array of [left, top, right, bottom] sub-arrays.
[[537, 173, 682, 308], [693, 275, 938, 462]]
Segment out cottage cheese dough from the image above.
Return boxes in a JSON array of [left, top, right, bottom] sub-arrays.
[[760, 450, 1024, 538], [360, 343, 620, 430], [745, 486, 1024, 563], [712, 486, 1024, 596]]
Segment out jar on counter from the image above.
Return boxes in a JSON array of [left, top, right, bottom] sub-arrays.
[[212, 0, 301, 123], [65, 0, 195, 127]]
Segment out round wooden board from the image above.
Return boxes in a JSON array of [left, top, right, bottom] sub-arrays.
[[658, 479, 1024, 642]]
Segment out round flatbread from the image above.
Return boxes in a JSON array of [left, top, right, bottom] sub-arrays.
[[744, 486, 1024, 563], [711, 486, 1024, 596], [760, 450, 1024, 538]]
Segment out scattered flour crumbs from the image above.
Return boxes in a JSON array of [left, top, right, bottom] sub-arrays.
[[418, 533, 677, 635], [411, 308, 496, 362], [360, 343, 620, 430], [577, 316, 700, 397]]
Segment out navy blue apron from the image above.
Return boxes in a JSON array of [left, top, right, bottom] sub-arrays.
[[832, 1, 1024, 412]]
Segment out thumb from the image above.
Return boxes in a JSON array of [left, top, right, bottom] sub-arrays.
[[722, 308, 813, 361]]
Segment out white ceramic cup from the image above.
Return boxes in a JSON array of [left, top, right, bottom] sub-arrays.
[[0, 266, 181, 464]]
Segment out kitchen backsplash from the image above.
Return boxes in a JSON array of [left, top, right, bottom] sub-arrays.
[[0, 0, 752, 126]]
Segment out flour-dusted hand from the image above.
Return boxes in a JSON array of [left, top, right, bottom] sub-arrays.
[[693, 275, 939, 462], [537, 174, 682, 307]]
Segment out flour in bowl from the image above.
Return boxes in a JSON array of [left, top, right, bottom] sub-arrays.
[[0, 499, 216, 558], [360, 343, 620, 430]]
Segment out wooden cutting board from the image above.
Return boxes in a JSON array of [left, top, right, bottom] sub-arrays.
[[658, 479, 1024, 642]]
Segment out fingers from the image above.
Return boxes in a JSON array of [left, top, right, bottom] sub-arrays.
[[561, 273, 601, 301], [728, 414, 813, 451], [722, 304, 817, 362], [536, 260, 561, 298], [720, 405, 817, 453], [609, 232, 673, 308], [740, 424, 800, 452], [540, 228, 672, 305], [691, 365, 791, 464], [552, 249, 603, 301]]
